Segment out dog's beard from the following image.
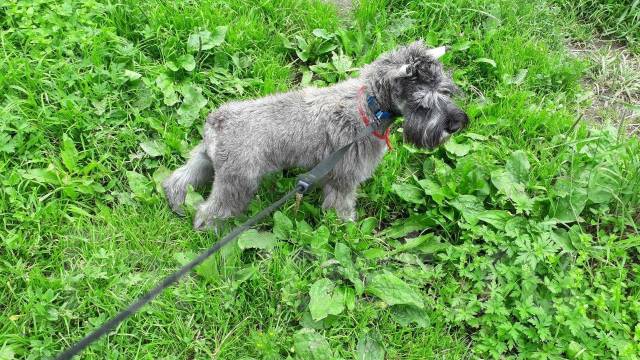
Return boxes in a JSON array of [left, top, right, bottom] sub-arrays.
[[402, 108, 449, 149]]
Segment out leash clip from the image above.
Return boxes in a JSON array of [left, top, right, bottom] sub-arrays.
[[295, 175, 315, 194]]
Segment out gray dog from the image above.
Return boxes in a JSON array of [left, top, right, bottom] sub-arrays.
[[163, 40, 468, 230]]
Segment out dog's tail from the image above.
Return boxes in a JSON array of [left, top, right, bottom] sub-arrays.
[[162, 143, 214, 215]]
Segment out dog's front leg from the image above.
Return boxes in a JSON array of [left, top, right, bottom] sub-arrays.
[[193, 171, 259, 231], [322, 181, 357, 221]]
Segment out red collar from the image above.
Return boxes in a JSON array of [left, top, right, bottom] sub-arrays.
[[357, 86, 392, 150]]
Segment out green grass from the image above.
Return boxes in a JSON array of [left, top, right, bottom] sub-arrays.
[[555, 0, 640, 52], [1, 0, 639, 359]]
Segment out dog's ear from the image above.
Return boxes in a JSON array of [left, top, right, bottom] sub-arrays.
[[425, 46, 447, 59], [387, 64, 414, 80]]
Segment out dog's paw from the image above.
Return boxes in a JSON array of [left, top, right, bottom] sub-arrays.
[[337, 208, 356, 222], [162, 176, 187, 216], [193, 206, 223, 233]]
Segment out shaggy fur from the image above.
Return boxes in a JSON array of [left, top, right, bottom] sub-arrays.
[[163, 41, 468, 230]]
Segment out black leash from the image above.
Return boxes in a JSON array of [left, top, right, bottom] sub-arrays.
[[55, 110, 394, 360]]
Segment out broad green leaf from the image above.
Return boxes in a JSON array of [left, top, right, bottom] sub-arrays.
[[505, 216, 528, 238], [140, 139, 167, 157], [293, 329, 333, 359], [230, 265, 257, 291], [381, 214, 437, 239], [187, 27, 227, 52], [310, 225, 330, 251], [418, 178, 446, 204], [388, 16, 417, 36], [392, 183, 425, 204], [184, 185, 204, 211], [415, 237, 448, 254], [316, 42, 337, 55], [332, 53, 353, 74], [504, 68, 528, 85], [344, 286, 356, 310], [552, 178, 588, 223], [506, 150, 530, 183], [309, 278, 345, 321], [391, 304, 430, 328], [126, 171, 152, 197], [61, 134, 79, 172], [366, 271, 424, 308], [301, 70, 313, 86], [424, 158, 453, 184], [194, 255, 220, 282], [356, 333, 385, 360], [173, 252, 228, 282], [23, 166, 59, 185], [0, 344, 16, 360], [174, 252, 194, 266], [312, 28, 333, 40], [209, 26, 229, 46], [551, 229, 575, 252], [423, 158, 436, 178], [464, 132, 488, 141], [449, 195, 485, 225], [165, 60, 179, 72], [237, 229, 277, 250], [391, 235, 429, 253], [177, 84, 208, 127], [491, 169, 533, 213], [452, 40, 472, 51], [334, 242, 353, 269], [280, 33, 294, 49], [387, 234, 443, 255], [124, 69, 142, 81], [587, 168, 617, 204], [362, 248, 385, 260], [477, 210, 511, 230], [444, 138, 470, 157], [296, 49, 309, 62], [462, 167, 491, 196], [359, 217, 378, 235], [299, 310, 328, 330], [187, 30, 208, 51], [295, 35, 308, 51], [152, 166, 171, 194], [155, 74, 179, 106], [513, 68, 528, 85], [566, 341, 587, 360], [0, 133, 16, 153], [273, 211, 293, 240], [164, 91, 179, 107], [296, 219, 314, 244], [134, 84, 154, 111], [475, 57, 497, 67], [177, 54, 196, 71]]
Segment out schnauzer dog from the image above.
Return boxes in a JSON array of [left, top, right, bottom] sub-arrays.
[[163, 40, 468, 230]]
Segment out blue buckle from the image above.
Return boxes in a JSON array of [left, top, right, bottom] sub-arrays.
[[375, 110, 392, 120], [367, 95, 392, 122]]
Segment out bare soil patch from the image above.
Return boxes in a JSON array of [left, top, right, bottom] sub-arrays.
[[569, 39, 640, 135]]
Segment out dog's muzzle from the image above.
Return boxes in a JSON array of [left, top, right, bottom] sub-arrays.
[[446, 107, 469, 133]]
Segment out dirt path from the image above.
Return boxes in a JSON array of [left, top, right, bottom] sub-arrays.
[[322, 0, 354, 15], [569, 40, 640, 135]]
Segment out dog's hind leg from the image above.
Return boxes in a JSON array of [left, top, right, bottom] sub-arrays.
[[162, 142, 215, 215]]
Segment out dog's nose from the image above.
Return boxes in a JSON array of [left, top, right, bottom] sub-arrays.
[[447, 111, 468, 133]]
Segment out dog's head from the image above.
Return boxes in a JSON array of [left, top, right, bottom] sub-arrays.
[[363, 40, 469, 148]]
